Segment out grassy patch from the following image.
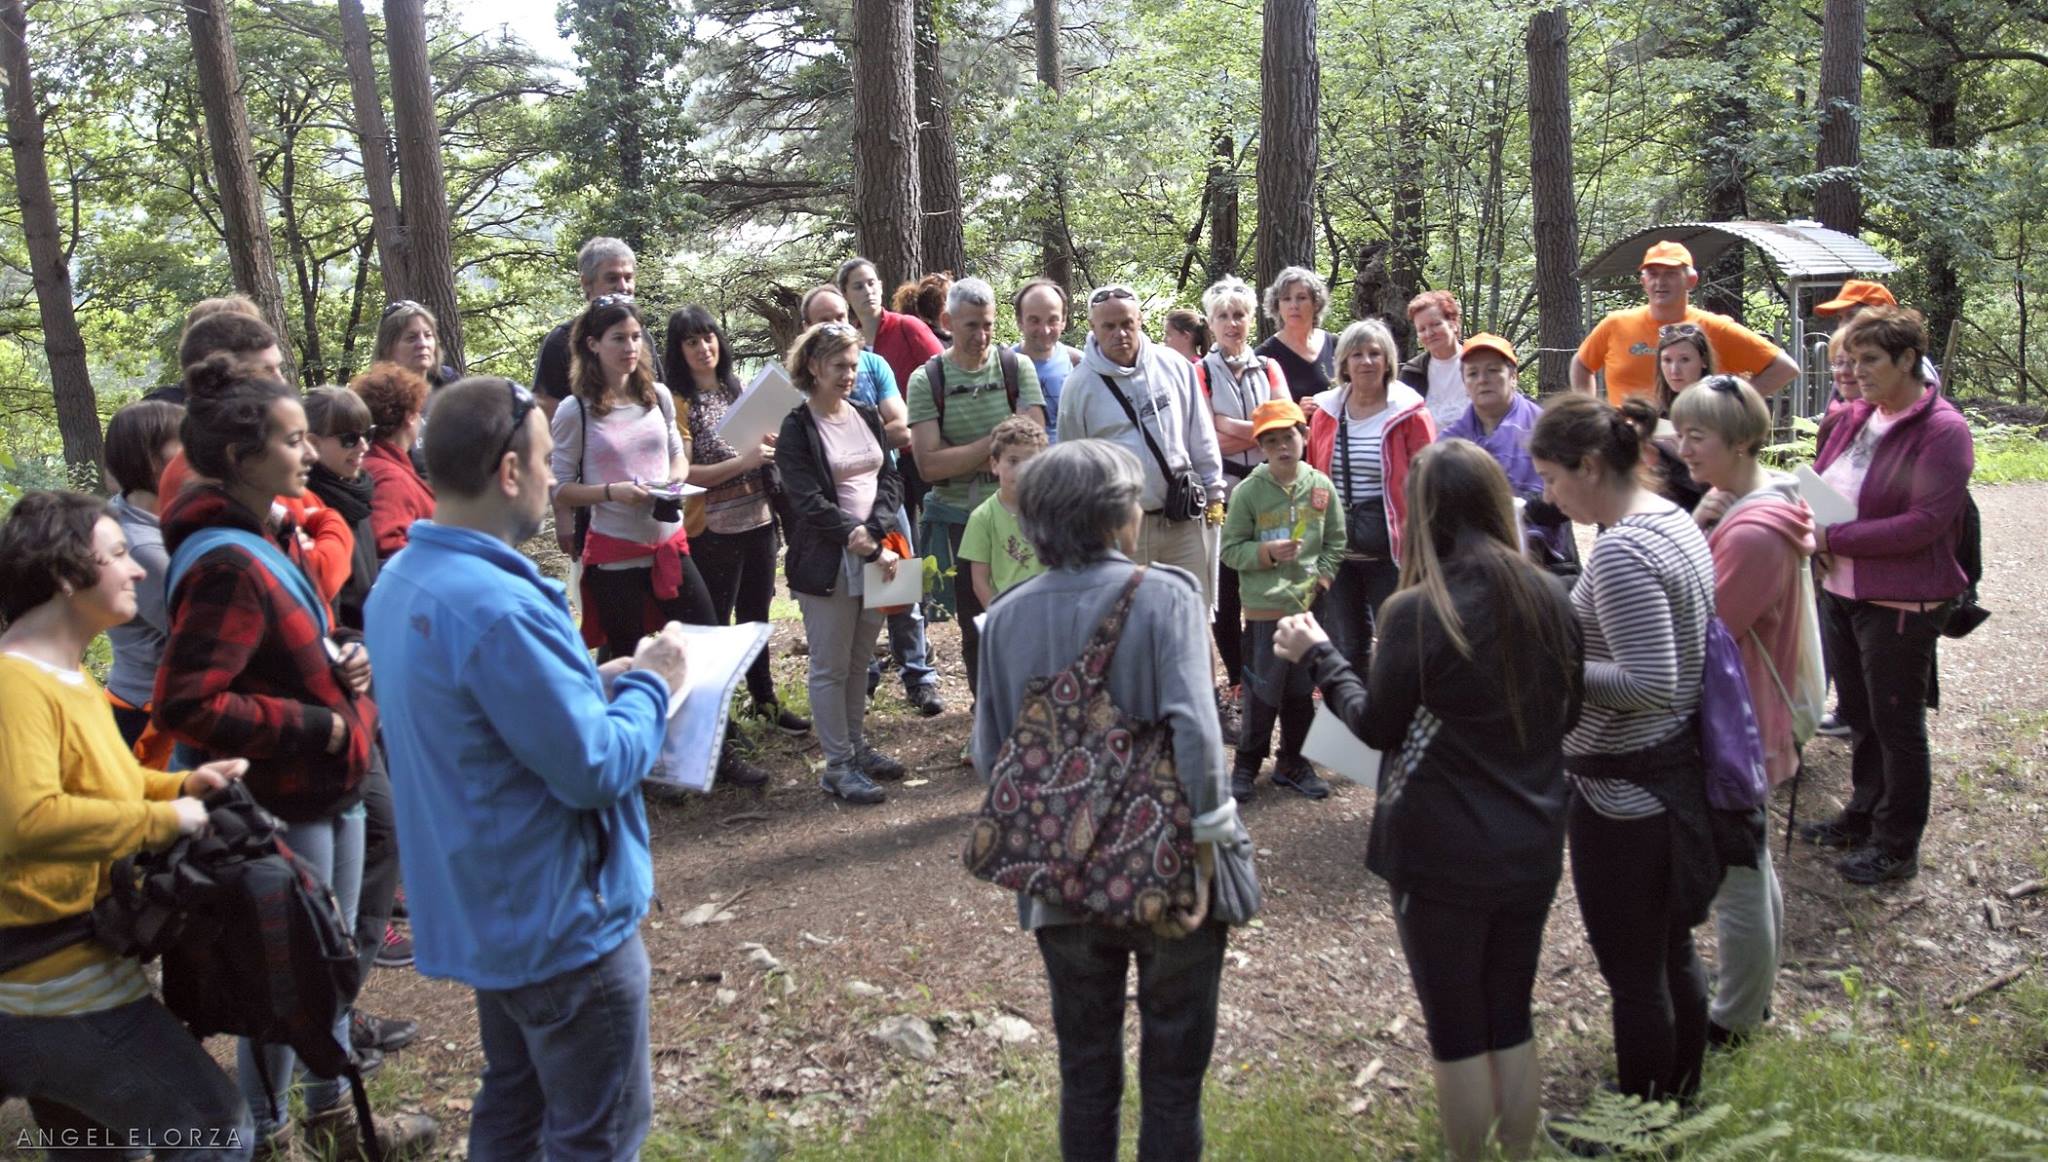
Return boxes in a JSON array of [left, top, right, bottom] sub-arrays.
[[1973, 425, 2048, 485]]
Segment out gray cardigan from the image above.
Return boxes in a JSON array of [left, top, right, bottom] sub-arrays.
[[105, 493, 170, 707], [971, 553, 1231, 930]]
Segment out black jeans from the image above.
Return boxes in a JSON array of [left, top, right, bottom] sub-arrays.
[[1212, 566, 1244, 688], [1821, 591, 1948, 857], [944, 520, 983, 699], [1568, 797, 1709, 1101], [691, 523, 779, 707], [584, 558, 717, 663], [354, 757, 399, 983], [1035, 920, 1228, 1162], [1236, 618, 1312, 767], [1323, 556, 1400, 675]]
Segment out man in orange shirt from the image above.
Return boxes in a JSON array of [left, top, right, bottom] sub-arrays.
[[1570, 241, 1799, 403]]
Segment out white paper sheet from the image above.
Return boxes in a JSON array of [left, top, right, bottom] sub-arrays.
[[626, 622, 774, 793], [861, 559, 923, 609], [1794, 465, 1858, 528], [714, 364, 804, 453], [1302, 703, 1383, 788]]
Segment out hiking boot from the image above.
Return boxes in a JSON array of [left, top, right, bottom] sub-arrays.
[[911, 684, 947, 717], [718, 751, 771, 788], [1816, 711, 1852, 738], [855, 745, 906, 781], [1230, 763, 1258, 803], [349, 1009, 417, 1053], [304, 1099, 439, 1160], [1271, 758, 1332, 801], [866, 667, 882, 699], [759, 700, 811, 736], [373, 925, 413, 969], [821, 766, 886, 805], [352, 1047, 384, 1081], [1837, 846, 1919, 885], [1797, 815, 1868, 850], [1217, 686, 1241, 747], [389, 885, 406, 920]]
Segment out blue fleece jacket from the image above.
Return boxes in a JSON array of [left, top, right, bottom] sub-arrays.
[[365, 521, 669, 990]]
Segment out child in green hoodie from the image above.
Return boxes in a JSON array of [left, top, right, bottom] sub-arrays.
[[1220, 398, 1347, 801]]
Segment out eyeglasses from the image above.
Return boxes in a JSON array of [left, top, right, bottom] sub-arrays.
[[381, 299, 424, 320], [332, 431, 367, 449], [493, 380, 537, 467], [1088, 286, 1137, 306]]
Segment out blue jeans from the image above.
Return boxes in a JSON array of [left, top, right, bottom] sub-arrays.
[[865, 506, 936, 693], [0, 997, 254, 1159], [470, 932, 652, 1162], [239, 804, 365, 1133]]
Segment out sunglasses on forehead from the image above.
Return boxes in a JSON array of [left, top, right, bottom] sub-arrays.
[[1658, 322, 1703, 340], [494, 380, 538, 466], [1087, 286, 1138, 306], [590, 294, 636, 311], [381, 299, 425, 320]]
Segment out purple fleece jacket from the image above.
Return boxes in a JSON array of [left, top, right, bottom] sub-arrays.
[[1812, 386, 1973, 603]]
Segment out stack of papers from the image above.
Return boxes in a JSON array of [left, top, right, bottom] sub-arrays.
[[1301, 704, 1384, 789], [1794, 466, 1858, 528], [713, 364, 804, 453], [634, 622, 773, 793]]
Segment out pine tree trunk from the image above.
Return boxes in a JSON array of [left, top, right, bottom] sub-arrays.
[[912, 0, 964, 277], [1, 0, 103, 488], [338, 0, 411, 302], [1814, 0, 1865, 235], [851, 0, 923, 290], [1032, 0, 1071, 290], [1254, 0, 1319, 299], [1923, 77, 1963, 368], [384, 0, 465, 373], [1698, 0, 1760, 320], [1385, 96, 1426, 350], [184, 0, 298, 384], [1525, 6, 1584, 395], [1206, 131, 1239, 285], [610, 0, 649, 256]]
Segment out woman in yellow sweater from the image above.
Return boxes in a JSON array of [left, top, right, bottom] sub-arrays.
[[0, 490, 254, 1159]]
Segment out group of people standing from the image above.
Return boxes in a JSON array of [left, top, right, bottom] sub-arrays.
[[0, 231, 1977, 1162]]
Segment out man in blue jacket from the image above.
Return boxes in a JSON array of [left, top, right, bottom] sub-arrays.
[[367, 375, 689, 1160]]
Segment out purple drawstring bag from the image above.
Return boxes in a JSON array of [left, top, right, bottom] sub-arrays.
[[1699, 616, 1769, 811]]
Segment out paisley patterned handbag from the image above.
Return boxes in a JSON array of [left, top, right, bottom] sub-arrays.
[[962, 568, 1200, 927]]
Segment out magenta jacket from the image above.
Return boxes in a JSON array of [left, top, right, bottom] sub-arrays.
[[1812, 386, 1973, 603]]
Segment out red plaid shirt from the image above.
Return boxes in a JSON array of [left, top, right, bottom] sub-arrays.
[[153, 485, 376, 822]]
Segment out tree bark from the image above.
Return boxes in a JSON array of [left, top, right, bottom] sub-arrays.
[[1032, 0, 1071, 289], [338, 0, 410, 302], [1255, 0, 1318, 302], [1385, 94, 1426, 351], [1205, 131, 1239, 286], [851, 0, 923, 290], [1698, 0, 1761, 320], [384, 0, 465, 373], [1813, 0, 1865, 235], [2, 0, 103, 488], [1922, 72, 1963, 364], [912, 0, 964, 277], [609, 0, 649, 255], [184, 0, 298, 384], [1525, 6, 1584, 395]]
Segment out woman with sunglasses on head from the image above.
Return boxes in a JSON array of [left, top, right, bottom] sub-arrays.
[[0, 490, 255, 1160], [349, 363, 437, 560], [664, 306, 809, 737], [554, 298, 770, 789]]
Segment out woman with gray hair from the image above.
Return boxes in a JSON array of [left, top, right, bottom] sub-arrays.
[[1304, 318, 1437, 671], [972, 437, 1236, 1162], [1255, 265, 1336, 403]]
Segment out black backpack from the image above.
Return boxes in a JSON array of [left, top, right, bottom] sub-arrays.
[[95, 782, 383, 1160]]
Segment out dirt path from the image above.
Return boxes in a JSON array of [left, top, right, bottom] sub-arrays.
[[11, 485, 2046, 1158]]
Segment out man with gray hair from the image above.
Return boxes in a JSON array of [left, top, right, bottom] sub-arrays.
[[907, 277, 1046, 708], [531, 236, 661, 418], [1059, 284, 1226, 606]]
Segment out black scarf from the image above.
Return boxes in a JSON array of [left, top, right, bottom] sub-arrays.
[[308, 463, 375, 525]]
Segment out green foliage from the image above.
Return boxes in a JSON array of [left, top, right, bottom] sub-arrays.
[[1545, 1091, 1750, 1156]]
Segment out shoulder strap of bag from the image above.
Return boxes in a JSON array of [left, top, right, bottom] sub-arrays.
[[1747, 627, 1796, 717], [998, 348, 1020, 413], [1079, 567, 1149, 680], [167, 527, 330, 640], [925, 354, 949, 429], [1097, 373, 1183, 479]]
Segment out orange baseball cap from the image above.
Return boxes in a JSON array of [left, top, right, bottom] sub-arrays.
[[1640, 241, 1694, 269], [1460, 333, 1518, 366], [1815, 279, 1897, 316], [1250, 399, 1308, 441]]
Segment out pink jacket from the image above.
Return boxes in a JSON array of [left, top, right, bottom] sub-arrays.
[[1305, 380, 1436, 564], [1709, 477, 1815, 786]]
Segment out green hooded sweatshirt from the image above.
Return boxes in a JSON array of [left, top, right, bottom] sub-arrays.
[[1219, 461, 1347, 615]]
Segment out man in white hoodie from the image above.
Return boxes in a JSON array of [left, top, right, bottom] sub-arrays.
[[1059, 285, 1227, 606]]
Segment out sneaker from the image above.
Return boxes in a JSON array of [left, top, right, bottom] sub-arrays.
[[374, 925, 414, 968], [910, 685, 946, 717], [855, 745, 906, 781], [718, 751, 771, 788], [1217, 686, 1241, 747], [866, 667, 882, 699], [1230, 763, 1258, 803], [352, 1046, 384, 1081], [1797, 815, 1869, 850], [760, 700, 811, 736], [1271, 758, 1332, 801], [350, 1009, 418, 1053], [821, 765, 886, 805], [1837, 846, 1919, 885], [1816, 711, 1852, 738], [390, 885, 407, 920], [304, 1098, 438, 1160]]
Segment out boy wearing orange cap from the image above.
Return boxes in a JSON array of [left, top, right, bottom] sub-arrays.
[[1219, 399, 1347, 801], [1571, 241, 1798, 404]]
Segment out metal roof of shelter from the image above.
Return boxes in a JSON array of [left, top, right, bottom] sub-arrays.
[[1578, 220, 1900, 285]]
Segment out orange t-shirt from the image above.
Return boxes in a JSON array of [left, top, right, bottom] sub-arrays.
[[1574, 305, 1783, 404]]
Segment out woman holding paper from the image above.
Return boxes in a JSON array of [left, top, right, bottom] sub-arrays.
[[1274, 441, 1582, 1162], [1671, 375, 1814, 1047], [1796, 308, 1973, 886], [552, 297, 770, 788], [663, 306, 808, 737], [778, 322, 907, 806]]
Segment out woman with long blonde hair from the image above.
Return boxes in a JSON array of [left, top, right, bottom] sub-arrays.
[[1275, 440, 1582, 1160]]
